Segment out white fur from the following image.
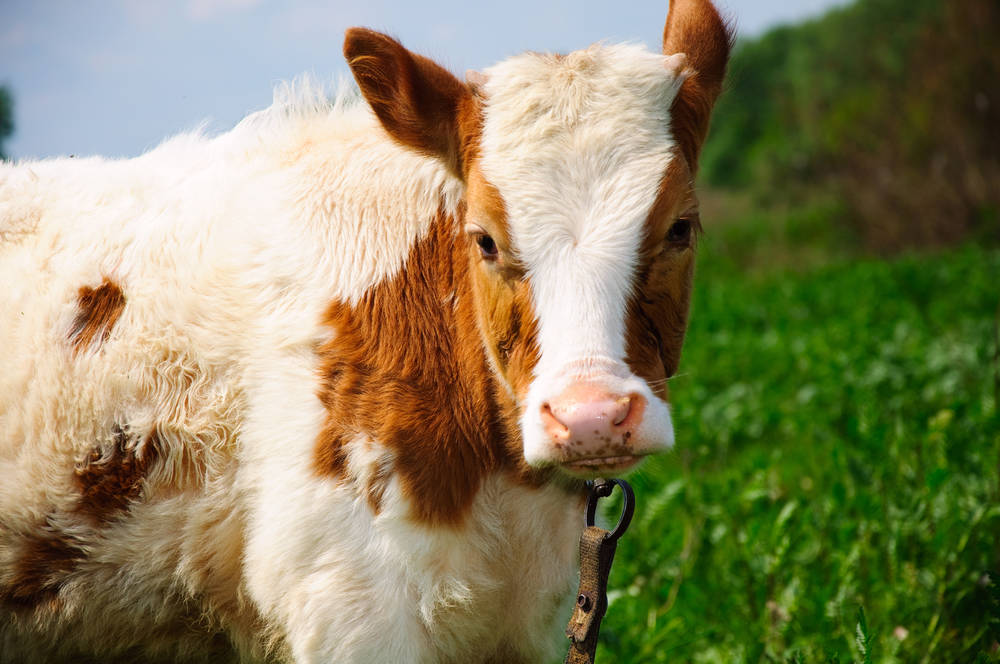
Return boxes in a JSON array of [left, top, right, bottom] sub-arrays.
[[479, 44, 683, 464], [0, 75, 578, 663], [0, 41, 683, 663]]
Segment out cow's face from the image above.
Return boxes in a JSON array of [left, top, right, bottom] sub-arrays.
[[346, 0, 731, 479], [462, 46, 697, 476]]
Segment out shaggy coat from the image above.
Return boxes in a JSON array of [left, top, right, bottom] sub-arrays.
[[0, 2, 731, 662]]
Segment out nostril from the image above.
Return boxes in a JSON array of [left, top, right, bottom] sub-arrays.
[[611, 395, 633, 426], [612, 394, 645, 431], [540, 402, 569, 438]]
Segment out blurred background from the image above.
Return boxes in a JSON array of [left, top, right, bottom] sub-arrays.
[[2, 0, 999, 662]]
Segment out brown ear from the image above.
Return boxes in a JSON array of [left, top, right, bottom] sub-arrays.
[[344, 28, 471, 177], [662, 0, 734, 173]]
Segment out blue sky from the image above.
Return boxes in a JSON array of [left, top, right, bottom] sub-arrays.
[[1, 0, 848, 160]]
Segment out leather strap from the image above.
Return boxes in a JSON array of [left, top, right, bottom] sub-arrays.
[[564, 525, 619, 664]]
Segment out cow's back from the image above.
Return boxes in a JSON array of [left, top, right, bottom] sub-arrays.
[[0, 138, 274, 661], [0, 95, 476, 662]]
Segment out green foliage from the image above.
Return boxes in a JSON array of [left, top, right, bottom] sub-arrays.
[[590, 241, 1000, 662], [855, 607, 872, 664], [0, 86, 13, 161], [699, 0, 1000, 251], [574, 4, 1000, 647]]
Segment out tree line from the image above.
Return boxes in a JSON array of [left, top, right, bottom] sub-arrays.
[[700, 0, 999, 251], [0, 86, 12, 161]]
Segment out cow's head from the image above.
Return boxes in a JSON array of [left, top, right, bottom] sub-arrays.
[[346, 0, 731, 479]]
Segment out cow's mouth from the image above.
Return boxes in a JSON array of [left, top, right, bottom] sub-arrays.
[[560, 454, 643, 476]]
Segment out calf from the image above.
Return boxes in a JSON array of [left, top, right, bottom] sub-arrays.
[[0, 1, 731, 661]]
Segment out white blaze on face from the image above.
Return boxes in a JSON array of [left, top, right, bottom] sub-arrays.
[[479, 44, 689, 465]]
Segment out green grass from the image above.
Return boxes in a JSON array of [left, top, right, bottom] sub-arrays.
[[592, 239, 1000, 663]]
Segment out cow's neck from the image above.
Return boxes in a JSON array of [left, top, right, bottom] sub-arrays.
[[313, 208, 555, 527]]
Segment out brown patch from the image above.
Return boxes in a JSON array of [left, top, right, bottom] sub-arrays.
[[322, 41, 559, 516], [625, 240, 695, 399], [642, 157, 698, 253], [73, 424, 161, 524], [662, 0, 735, 173], [465, 164, 513, 252], [466, 249, 540, 402], [315, 212, 548, 527], [626, 157, 699, 397], [2, 423, 160, 610], [0, 528, 82, 610], [69, 278, 126, 353], [463, 159, 540, 400]]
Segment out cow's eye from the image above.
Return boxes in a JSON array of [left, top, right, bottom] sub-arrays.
[[466, 224, 500, 262], [667, 217, 692, 244], [476, 233, 499, 260]]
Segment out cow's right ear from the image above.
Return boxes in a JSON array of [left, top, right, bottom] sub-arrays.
[[344, 28, 472, 179]]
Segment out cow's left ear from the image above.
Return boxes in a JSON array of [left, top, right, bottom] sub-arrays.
[[344, 28, 472, 179], [662, 0, 734, 173]]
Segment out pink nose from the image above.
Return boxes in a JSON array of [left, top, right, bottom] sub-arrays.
[[540, 383, 646, 455]]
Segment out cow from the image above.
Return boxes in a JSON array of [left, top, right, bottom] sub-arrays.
[[0, 1, 731, 662]]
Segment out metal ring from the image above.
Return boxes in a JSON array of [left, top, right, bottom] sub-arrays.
[[585, 478, 635, 542]]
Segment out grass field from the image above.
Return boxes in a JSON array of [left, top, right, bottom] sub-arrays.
[[590, 234, 1000, 662]]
